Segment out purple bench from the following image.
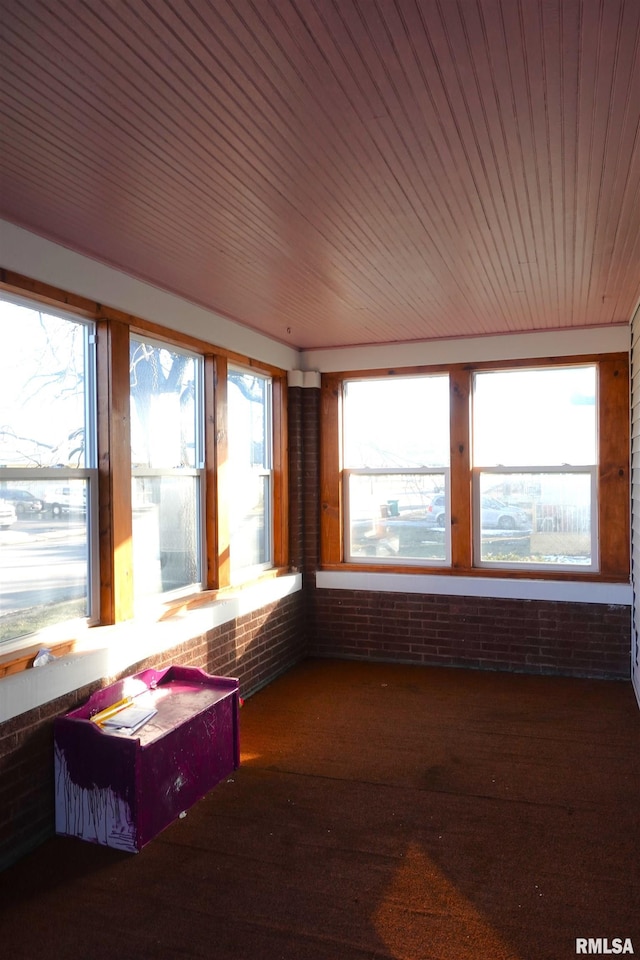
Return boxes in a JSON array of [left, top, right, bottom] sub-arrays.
[[54, 665, 240, 852]]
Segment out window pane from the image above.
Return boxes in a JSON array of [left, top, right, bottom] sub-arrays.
[[344, 376, 449, 468], [228, 371, 270, 469], [229, 472, 269, 573], [0, 300, 91, 468], [130, 341, 197, 469], [0, 297, 95, 643], [130, 339, 202, 600], [132, 476, 199, 596], [478, 473, 593, 566], [0, 478, 89, 642], [348, 473, 448, 561], [228, 370, 272, 575], [473, 366, 596, 467]]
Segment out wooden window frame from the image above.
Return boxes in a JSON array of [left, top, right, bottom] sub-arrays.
[[321, 354, 629, 582], [129, 333, 206, 604], [226, 363, 276, 584], [0, 272, 291, 651]]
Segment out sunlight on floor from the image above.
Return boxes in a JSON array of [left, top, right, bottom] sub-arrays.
[[373, 842, 521, 960]]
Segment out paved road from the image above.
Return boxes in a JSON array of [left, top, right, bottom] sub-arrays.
[[0, 519, 87, 616]]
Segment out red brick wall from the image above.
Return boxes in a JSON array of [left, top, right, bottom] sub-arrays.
[[288, 385, 304, 571], [0, 589, 305, 871], [308, 587, 631, 680], [290, 383, 321, 645], [301, 387, 320, 574], [0, 681, 95, 872]]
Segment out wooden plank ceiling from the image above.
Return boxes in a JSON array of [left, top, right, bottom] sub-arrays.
[[1, 0, 639, 350]]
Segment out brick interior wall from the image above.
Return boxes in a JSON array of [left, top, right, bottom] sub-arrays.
[[287, 385, 304, 571], [301, 387, 321, 650], [0, 589, 305, 871], [301, 387, 320, 574], [309, 587, 631, 680], [289, 382, 321, 642]]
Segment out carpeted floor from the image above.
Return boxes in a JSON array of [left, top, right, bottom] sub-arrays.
[[1, 658, 638, 960]]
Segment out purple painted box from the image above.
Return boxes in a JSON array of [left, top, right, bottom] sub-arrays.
[[54, 665, 240, 852]]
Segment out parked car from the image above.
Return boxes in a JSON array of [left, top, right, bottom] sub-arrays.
[[45, 486, 86, 517], [419, 495, 530, 530], [421, 495, 530, 530], [0, 488, 43, 515], [480, 497, 530, 530], [379, 494, 530, 542], [424, 494, 447, 527], [351, 492, 531, 553], [0, 499, 17, 529]]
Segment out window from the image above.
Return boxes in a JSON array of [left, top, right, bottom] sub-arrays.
[[472, 365, 598, 569], [130, 338, 203, 599], [321, 355, 628, 580], [0, 275, 291, 656], [227, 367, 272, 581], [343, 375, 450, 564], [0, 295, 97, 643]]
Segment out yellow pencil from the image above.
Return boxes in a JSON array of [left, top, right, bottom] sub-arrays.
[[91, 697, 132, 725]]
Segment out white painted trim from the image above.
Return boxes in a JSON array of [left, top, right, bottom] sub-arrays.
[[0, 220, 302, 371], [0, 574, 302, 722], [316, 570, 631, 606], [288, 370, 321, 388], [302, 326, 629, 373]]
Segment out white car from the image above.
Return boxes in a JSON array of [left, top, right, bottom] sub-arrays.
[[0, 499, 17, 529], [46, 486, 86, 517]]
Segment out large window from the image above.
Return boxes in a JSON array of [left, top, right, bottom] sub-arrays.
[[322, 356, 628, 580], [0, 296, 97, 642], [472, 365, 598, 569], [0, 277, 288, 654], [343, 376, 450, 564], [227, 367, 272, 581], [130, 338, 203, 600]]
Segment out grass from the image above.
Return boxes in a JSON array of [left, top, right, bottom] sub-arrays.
[[0, 598, 86, 645]]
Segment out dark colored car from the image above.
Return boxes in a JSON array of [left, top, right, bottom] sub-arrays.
[[0, 488, 44, 515]]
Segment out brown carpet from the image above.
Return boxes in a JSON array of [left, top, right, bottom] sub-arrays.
[[1, 658, 638, 960]]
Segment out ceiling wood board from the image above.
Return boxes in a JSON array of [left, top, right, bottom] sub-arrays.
[[1, 0, 639, 349]]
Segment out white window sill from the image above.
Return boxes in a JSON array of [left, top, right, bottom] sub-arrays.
[[316, 570, 631, 605]]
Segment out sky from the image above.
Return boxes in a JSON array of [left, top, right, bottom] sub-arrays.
[[343, 366, 596, 470], [0, 298, 88, 468]]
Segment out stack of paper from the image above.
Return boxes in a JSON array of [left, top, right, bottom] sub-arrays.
[[101, 703, 157, 735]]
